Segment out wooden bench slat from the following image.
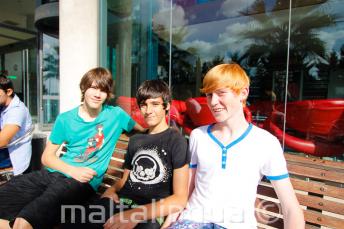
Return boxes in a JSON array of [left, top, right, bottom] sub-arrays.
[[255, 198, 281, 214], [285, 153, 344, 170], [296, 193, 344, 215], [108, 158, 124, 168], [257, 183, 277, 199], [258, 182, 344, 214], [255, 194, 344, 228], [105, 167, 123, 180], [290, 178, 344, 200], [114, 141, 129, 150], [304, 209, 344, 229], [305, 224, 323, 229], [255, 211, 284, 228], [102, 175, 120, 187], [113, 148, 127, 155], [287, 163, 344, 183], [118, 133, 130, 142], [112, 152, 125, 160]]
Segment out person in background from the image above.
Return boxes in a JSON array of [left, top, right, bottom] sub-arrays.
[[0, 75, 32, 175], [168, 63, 304, 229], [0, 67, 145, 229]]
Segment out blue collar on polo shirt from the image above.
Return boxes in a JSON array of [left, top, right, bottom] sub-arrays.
[[207, 123, 253, 169]]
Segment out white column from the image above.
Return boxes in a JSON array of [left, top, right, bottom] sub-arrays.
[[59, 0, 99, 112]]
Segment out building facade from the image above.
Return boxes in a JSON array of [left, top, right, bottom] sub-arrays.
[[0, 0, 343, 157]]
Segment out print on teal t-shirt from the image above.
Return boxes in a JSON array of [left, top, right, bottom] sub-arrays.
[[48, 105, 135, 190]]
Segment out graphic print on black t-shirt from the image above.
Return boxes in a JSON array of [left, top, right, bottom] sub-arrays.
[[130, 147, 167, 185]]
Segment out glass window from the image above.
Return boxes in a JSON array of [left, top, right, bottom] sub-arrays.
[[281, 0, 344, 158], [41, 33, 59, 126], [0, 0, 38, 123], [105, 0, 172, 128], [106, 0, 171, 96], [105, 0, 344, 158], [28, 48, 38, 121]]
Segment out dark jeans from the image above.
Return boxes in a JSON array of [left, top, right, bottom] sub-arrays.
[[0, 169, 94, 229], [0, 148, 11, 168]]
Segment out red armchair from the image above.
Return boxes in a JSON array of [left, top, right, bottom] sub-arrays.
[[267, 99, 344, 157], [182, 97, 252, 135]]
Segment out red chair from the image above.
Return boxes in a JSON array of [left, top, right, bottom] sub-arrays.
[[182, 97, 252, 135], [267, 99, 344, 157], [185, 97, 216, 127], [116, 96, 148, 128]]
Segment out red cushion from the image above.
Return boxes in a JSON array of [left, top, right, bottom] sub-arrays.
[[276, 99, 344, 139], [268, 99, 344, 156], [116, 96, 148, 128], [185, 97, 216, 126]]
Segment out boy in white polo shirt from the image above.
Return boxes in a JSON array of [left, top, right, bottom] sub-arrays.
[[169, 63, 304, 229]]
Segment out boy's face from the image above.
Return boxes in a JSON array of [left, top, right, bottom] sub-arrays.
[[206, 87, 248, 123], [83, 82, 107, 110], [139, 97, 169, 128], [0, 88, 11, 106]]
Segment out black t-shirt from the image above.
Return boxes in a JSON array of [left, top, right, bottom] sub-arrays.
[[118, 128, 189, 205]]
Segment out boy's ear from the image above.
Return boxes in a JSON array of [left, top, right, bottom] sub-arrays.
[[240, 87, 249, 100], [165, 102, 170, 111], [6, 88, 14, 97]]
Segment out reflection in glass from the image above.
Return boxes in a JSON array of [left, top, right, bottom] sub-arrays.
[[107, 0, 171, 98], [106, 0, 344, 157], [42, 34, 59, 124], [28, 48, 38, 120]]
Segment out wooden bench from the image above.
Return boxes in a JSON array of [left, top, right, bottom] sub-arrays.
[[256, 153, 344, 229], [99, 134, 344, 228], [98, 133, 131, 194]]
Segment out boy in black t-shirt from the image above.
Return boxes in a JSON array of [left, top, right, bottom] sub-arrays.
[[62, 80, 189, 229]]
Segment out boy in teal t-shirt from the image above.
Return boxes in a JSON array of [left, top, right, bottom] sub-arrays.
[[0, 67, 143, 229], [48, 104, 135, 190]]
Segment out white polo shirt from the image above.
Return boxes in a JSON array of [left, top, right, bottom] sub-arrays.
[[0, 95, 32, 175], [180, 124, 289, 228]]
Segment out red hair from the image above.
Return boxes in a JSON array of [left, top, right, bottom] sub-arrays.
[[201, 63, 250, 94], [201, 63, 250, 106]]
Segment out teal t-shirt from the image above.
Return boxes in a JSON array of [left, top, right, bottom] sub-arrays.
[[48, 105, 135, 190]]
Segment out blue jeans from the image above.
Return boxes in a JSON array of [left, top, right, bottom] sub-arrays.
[[169, 219, 226, 229], [0, 148, 11, 168]]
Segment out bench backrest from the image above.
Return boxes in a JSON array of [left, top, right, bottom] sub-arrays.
[[101, 134, 344, 229], [256, 153, 344, 229], [98, 133, 129, 193]]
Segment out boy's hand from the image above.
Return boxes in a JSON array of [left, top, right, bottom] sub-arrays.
[[69, 167, 97, 183], [104, 213, 137, 229], [101, 187, 120, 203], [161, 212, 181, 228]]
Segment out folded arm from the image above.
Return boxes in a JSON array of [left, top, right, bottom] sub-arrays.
[[41, 140, 96, 183], [0, 124, 20, 148]]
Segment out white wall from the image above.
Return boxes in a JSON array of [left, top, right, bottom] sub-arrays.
[[59, 0, 99, 112]]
